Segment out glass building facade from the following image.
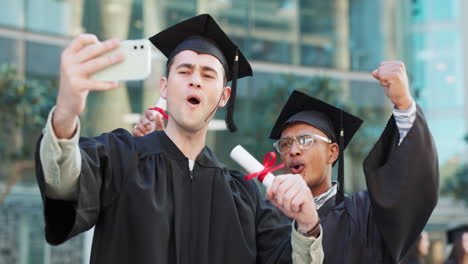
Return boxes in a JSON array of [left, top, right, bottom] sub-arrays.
[[411, 0, 465, 164], [0, 0, 465, 263]]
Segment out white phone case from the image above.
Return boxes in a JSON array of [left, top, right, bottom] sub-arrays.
[[90, 39, 152, 81]]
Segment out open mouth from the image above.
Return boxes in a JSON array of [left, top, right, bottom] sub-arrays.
[[289, 160, 305, 174], [187, 95, 201, 105]]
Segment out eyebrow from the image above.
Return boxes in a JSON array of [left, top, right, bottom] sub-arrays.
[[175, 63, 194, 70], [175, 63, 219, 76], [201, 66, 218, 75], [279, 133, 315, 140]]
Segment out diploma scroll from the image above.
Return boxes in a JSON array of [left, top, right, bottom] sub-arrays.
[[147, 97, 168, 131], [230, 145, 275, 188], [152, 97, 167, 117]]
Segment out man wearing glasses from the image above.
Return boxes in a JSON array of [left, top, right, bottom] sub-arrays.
[[136, 60, 438, 263], [267, 61, 438, 263]]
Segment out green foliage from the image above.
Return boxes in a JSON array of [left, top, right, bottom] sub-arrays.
[[443, 164, 468, 206], [442, 134, 468, 205], [0, 64, 57, 161]]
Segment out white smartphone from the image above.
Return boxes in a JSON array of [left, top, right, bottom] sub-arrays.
[[90, 39, 151, 81]]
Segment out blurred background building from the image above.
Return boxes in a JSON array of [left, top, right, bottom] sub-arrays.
[[0, 0, 466, 263]]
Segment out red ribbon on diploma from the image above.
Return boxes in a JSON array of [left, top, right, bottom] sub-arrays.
[[244, 152, 285, 183], [148, 107, 169, 120]]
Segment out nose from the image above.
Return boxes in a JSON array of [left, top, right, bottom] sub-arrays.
[[189, 73, 202, 88], [289, 140, 302, 157]]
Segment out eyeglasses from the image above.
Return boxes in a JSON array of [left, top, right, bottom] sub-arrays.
[[273, 133, 332, 154]]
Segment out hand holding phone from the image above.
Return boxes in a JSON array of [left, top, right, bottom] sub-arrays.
[[54, 35, 124, 139]]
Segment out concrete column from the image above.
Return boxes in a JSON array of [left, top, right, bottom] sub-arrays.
[[18, 215, 29, 264], [197, 0, 209, 14], [334, 0, 350, 71], [100, 0, 133, 40], [334, 0, 350, 99], [142, 0, 166, 111], [86, 0, 133, 133], [143, 0, 165, 38], [382, 0, 398, 60], [70, 0, 85, 36], [334, 0, 355, 192]]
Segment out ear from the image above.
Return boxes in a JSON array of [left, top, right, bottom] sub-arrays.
[[217, 86, 231, 108], [327, 143, 339, 164], [160, 77, 168, 99]]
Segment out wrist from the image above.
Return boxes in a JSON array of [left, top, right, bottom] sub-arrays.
[[296, 220, 321, 238], [55, 100, 78, 119], [297, 222, 315, 232], [395, 96, 413, 110], [52, 106, 78, 139]]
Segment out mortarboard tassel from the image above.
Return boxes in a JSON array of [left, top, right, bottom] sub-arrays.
[[226, 49, 239, 132], [336, 128, 345, 204]]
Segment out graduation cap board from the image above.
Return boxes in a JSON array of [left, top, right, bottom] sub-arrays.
[[149, 14, 253, 132], [269, 90, 363, 204], [447, 225, 468, 244]]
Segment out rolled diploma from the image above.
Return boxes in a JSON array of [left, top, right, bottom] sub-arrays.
[[230, 145, 275, 188], [154, 97, 166, 113], [148, 97, 167, 130]]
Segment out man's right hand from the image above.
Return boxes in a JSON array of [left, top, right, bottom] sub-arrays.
[[53, 34, 124, 139], [266, 174, 320, 234]]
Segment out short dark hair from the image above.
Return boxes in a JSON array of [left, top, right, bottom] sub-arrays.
[[165, 55, 227, 86]]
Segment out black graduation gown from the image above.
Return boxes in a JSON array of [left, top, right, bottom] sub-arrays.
[[318, 106, 439, 264], [35, 130, 293, 264]]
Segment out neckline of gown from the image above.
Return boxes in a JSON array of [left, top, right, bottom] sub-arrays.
[[317, 194, 347, 220], [142, 131, 226, 169]]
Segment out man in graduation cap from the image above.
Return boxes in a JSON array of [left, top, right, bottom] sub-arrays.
[[34, 14, 324, 264], [446, 225, 468, 263], [266, 62, 439, 263]]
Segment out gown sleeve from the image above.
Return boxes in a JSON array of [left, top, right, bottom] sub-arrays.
[[291, 223, 324, 264], [35, 128, 136, 245], [363, 105, 439, 261], [227, 169, 293, 264], [39, 107, 81, 200], [255, 196, 293, 264]]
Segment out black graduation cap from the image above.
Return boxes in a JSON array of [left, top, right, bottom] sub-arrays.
[[447, 225, 468, 244], [149, 14, 253, 132], [269, 90, 363, 204]]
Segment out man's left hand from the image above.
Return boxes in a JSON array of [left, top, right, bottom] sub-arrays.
[[372, 61, 413, 110], [132, 109, 165, 136]]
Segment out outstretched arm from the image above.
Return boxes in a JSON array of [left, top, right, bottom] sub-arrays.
[[39, 34, 124, 199], [36, 34, 129, 244], [365, 61, 439, 261]]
